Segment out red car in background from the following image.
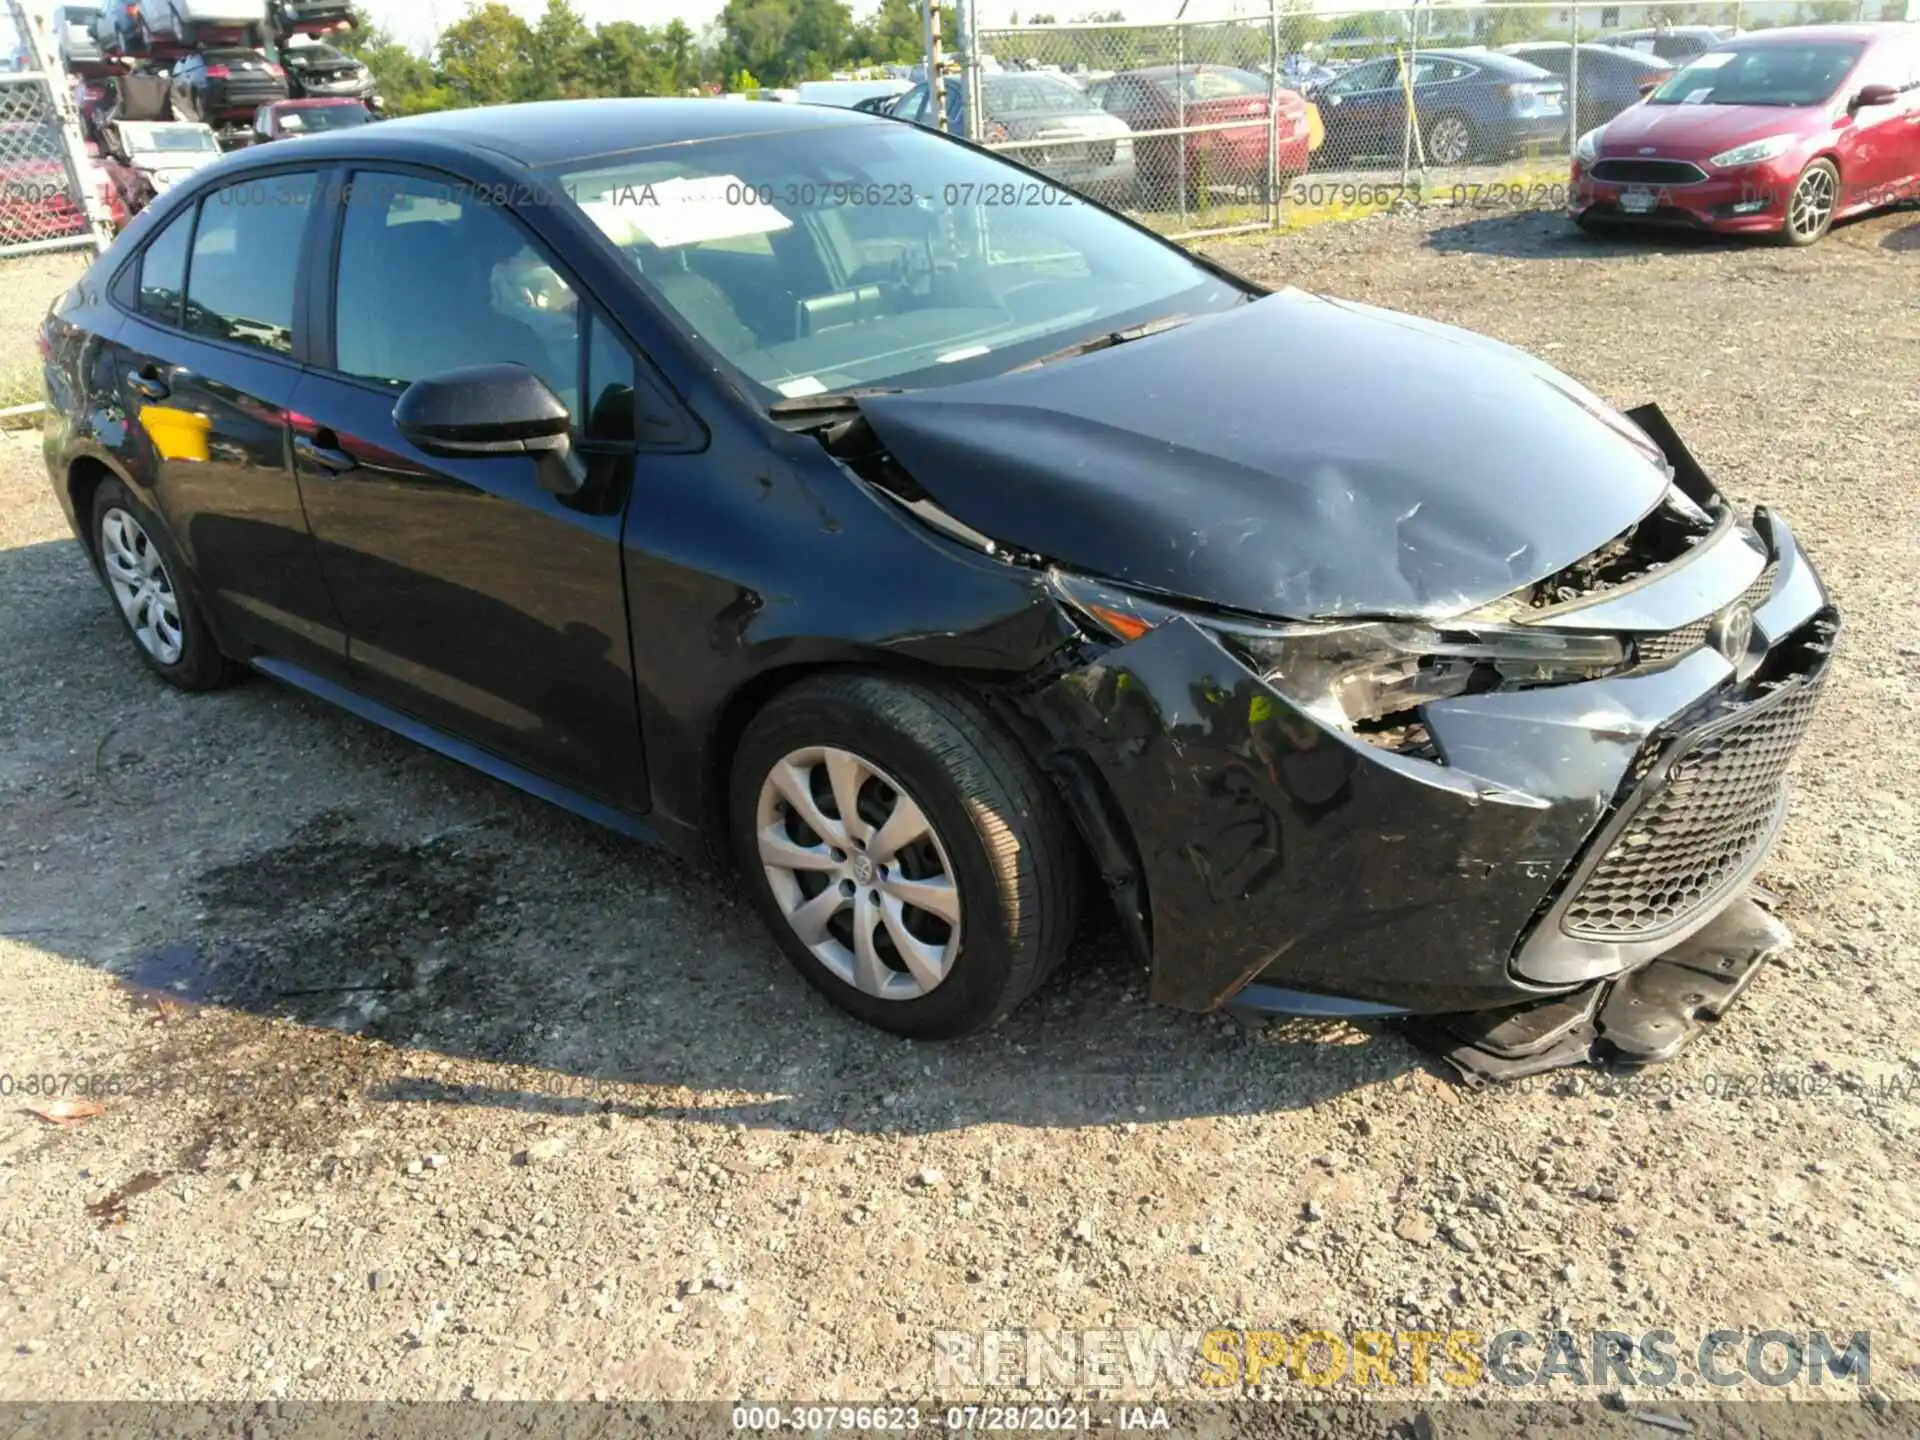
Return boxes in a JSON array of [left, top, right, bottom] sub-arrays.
[[1570, 24, 1920, 246], [1093, 64, 1316, 204], [249, 95, 374, 142], [0, 121, 93, 244]]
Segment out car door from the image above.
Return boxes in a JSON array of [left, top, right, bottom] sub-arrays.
[[1839, 36, 1920, 203], [104, 168, 348, 674], [286, 166, 648, 810], [1317, 57, 1401, 157], [1899, 36, 1920, 193]]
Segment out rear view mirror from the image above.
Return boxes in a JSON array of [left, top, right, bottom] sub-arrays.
[[1852, 83, 1898, 108], [393, 363, 585, 497]]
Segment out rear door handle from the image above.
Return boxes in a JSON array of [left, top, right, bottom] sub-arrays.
[[128, 366, 168, 401], [294, 434, 357, 473]]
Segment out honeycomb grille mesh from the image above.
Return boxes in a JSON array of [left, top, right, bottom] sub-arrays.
[[1632, 563, 1778, 670], [1561, 671, 1822, 940]]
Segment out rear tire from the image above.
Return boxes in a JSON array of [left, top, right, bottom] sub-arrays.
[[89, 478, 239, 692], [1424, 112, 1475, 168], [729, 673, 1081, 1039]]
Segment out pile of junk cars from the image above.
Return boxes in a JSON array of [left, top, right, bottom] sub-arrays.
[[51, 1, 381, 225]]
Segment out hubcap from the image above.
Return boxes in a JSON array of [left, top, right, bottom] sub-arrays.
[[1430, 117, 1469, 166], [755, 745, 962, 1002], [1790, 168, 1834, 237], [99, 508, 184, 665]]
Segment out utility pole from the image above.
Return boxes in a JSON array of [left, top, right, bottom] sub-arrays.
[[925, 0, 947, 132]]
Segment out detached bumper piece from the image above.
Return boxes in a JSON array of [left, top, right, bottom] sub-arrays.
[[1408, 895, 1789, 1086]]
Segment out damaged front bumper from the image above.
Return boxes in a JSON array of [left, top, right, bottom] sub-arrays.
[[1023, 506, 1837, 1030]]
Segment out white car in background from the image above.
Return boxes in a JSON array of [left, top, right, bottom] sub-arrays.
[[102, 118, 221, 214], [796, 78, 913, 110], [141, 0, 268, 48]]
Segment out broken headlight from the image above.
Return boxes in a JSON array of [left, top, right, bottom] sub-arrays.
[[1051, 570, 1628, 749]]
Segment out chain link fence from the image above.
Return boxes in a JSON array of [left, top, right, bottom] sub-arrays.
[[1, 0, 106, 259], [2, 0, 109, 425], [961, 0, 1899, 239]]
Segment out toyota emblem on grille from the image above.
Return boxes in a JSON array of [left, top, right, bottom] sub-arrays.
[[1707, 602, 1757, 671]]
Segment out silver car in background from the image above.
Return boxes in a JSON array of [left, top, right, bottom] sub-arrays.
[[893, 72, 1136, 204]]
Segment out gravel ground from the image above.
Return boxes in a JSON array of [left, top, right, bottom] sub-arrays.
[[0, 206, 1916, 1426]]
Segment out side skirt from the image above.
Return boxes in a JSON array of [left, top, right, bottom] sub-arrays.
[[250, 656, 670, 849]]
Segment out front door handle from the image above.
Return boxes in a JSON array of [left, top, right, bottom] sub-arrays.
[[294, 434, 357, 474], [128, 366, 169, 401]]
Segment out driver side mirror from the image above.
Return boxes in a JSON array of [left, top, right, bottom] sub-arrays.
[[1852, 83, 1898, 108], [393, 363, 585, 498], [1637, 78, 1662, 97]]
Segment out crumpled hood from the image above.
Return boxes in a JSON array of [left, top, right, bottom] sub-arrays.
[[856, 289, 1674, 620]]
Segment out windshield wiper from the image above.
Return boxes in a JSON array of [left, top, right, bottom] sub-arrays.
[[1014, 313, 1194, 373], [767, 386, 904, 419]]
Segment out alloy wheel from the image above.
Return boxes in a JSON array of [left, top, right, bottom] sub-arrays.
[[1426, 115, 1471, 167], [99, 507, 184, 665], [755, 745, 963, 1001], [1788, 165, 1835, 241]]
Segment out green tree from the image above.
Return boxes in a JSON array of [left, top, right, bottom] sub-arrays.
[[529, 0, 596, 98], [439, 2, 538, 106], [854, 0, 925, 65], [341, 23, 454, 114], [718, 0, 853, 85]]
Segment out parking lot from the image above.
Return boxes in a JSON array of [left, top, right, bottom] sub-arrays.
[[1, 200, 1917, 1418]]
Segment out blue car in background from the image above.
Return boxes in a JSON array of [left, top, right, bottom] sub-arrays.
[[1307, 47, 1567, 166]]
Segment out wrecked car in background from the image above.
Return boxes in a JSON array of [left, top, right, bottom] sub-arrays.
[[41, 100, 1836, 1072]]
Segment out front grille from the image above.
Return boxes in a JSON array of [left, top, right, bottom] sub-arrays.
[[1636, 618, 1712, 668], [1632, 562, 1778, 670], [1561, 669, 1823, 940], [1590, 158, 1708, 186]]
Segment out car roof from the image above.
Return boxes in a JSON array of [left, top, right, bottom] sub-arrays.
[[1717, 23, 1901, 45], [1415, 48, 1551, 75], [1125, 63, 1259, 77], [303, 97, 876, 170], [1505, 41, 1675, 63]]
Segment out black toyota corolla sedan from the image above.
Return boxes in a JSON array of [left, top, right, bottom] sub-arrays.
[[40, 99, 1837, 1061]]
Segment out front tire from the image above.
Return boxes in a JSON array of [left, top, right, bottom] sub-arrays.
[[1779, 159, 1838, 247], [1424, 112, 1475, 168], [90, 479, 237, 691], [729, 674, 1081, 1039]]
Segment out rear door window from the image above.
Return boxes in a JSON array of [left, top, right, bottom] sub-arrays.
[[1324, 59, 1395, 96], [183, 172, 316, 355], [136, 203, 192, 325]]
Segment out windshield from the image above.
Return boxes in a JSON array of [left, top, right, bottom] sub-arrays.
[[290, 44, 348, 63], [278, 105, 369, 132], [129, 126, 220, 153], [983, 73, 1091, 113], [1159, 67, 1269, 102], [1648, 41, 1865, 106], [552, 121, 1244, 401]]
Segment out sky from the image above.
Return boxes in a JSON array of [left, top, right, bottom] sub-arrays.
[[21, 0, 1347, 57], [351, 0, 1238, 53]]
